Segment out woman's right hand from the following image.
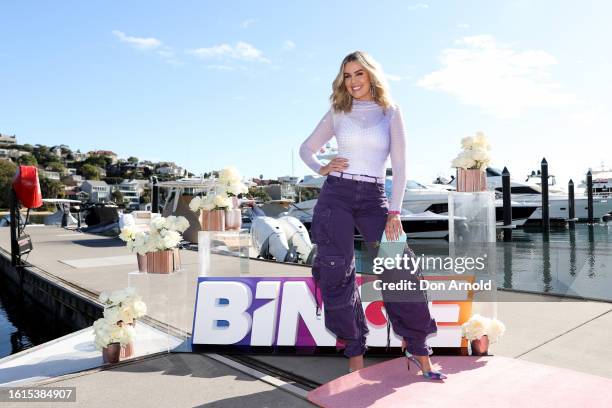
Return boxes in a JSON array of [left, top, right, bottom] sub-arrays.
[[319, 157, 349, 175]]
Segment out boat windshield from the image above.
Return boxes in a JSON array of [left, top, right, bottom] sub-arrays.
[[486, 167, 503, 177]]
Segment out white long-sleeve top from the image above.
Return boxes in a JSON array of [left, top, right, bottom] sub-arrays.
[[299, 99, 407, 212]]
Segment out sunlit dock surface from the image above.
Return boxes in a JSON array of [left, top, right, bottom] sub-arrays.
[[0, 226, 611, 407]]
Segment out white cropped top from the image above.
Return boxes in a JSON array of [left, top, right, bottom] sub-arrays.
[[299, 99, 407, 212]]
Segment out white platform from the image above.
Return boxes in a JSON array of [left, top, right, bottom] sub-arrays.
[[0, 321, 184, 386]]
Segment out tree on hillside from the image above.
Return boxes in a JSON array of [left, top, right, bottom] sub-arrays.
[[111, 189, 124, 205], [47, 161, 66, 173], [84, 154, 111, 168], [127, 156, 139, 164], [39, 177, 65, 199], [17, 154, 38, 166], [81, 164, 100, 180], [0, 160, 17, 208]]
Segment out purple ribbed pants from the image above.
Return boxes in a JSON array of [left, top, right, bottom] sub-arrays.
[[311, 174, 437, 357]]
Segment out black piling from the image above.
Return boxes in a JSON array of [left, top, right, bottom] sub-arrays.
[[541, 158, 550, 232], [586, 170, 594, 224], [151, 176, 159, 214], [568, 179, 575, 229], [9, 189, 19, 267], [502, 167, 512, 241]]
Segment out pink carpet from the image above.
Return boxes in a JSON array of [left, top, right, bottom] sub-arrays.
[[308, 356, 612, 408]]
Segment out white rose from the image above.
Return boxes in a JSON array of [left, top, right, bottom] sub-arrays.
[[471, 147, 490, 162], [472, 131, 490, 149], [119, 305, 135, 324], [227, 181, 247, 196], [213, 194, 231, 208], [150, 217, 167, 232], [461, 314, 491, 340], [461, 136, 474, 149], [201, 196, 216, 211], [174, 216, 189, 232], [132, 300, 147, 317], [487, 319, 506, 343], [219, 166, 241, 183], [119, 226, 137, 242], [104, 306, 121, 323], [189, 196, 203, 212]]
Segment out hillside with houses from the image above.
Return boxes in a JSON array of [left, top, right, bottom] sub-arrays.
[[0, 133, 193, 210]]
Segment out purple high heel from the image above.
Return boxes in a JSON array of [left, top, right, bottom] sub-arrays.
[[404, 349, 447, 380]]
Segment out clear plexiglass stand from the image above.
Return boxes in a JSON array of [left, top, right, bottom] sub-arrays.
[[198, 230, 251, 277], [448, 191, 498, 319]]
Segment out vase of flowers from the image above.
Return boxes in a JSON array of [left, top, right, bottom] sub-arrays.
[[461, 314, 506, 356], [95, 288, 148, 363], [451, 131, 492, 192], [190, 166, 248, 231], [102, 342, 121, 364], [119, 216, 189, 274]]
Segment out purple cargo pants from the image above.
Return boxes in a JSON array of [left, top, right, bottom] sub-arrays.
[[311, 174, 437, 357]]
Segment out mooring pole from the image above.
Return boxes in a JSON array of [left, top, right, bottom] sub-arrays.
[[586, 170, 594, 224], [568, 179, 575, 230], [541, 158, 549, 232], [151, 176, 159, 214], [9, 189, 19, 267], [502, 167, 512, 241]]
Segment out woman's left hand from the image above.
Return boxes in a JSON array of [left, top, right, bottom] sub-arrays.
[[385, 213, 404, 241]]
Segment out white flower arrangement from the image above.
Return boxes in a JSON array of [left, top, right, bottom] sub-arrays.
[[451, 131, 492, 171], [189, 166, 248, 213], [93, 287, 147, 350], [461, 314, 506, 343], [118, 215, 188, 255]]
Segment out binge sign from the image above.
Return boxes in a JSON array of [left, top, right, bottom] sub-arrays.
[[192, 277, 473, 349]]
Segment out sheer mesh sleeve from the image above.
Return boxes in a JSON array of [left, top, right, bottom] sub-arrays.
[[299, 109, 334, 174], [389, 105, 407, 212]]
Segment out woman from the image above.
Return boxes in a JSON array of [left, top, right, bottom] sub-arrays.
[[299, 51, 445, 380]]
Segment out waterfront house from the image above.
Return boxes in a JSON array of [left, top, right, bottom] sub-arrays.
[[81, 180, 111, 203], [114, 179, 142, 209], [0, 134, 17, 146], [39, 170, 61, 180]]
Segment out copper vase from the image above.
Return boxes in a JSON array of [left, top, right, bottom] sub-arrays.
[[457, 168, 487, 192], [120, 342, 134, 359], [102, 343, 121, 364], [225, 209, 242, 230], [470, 335, 489, 356], [136, 253, 147, 272], [145, 249, 180, 274], [200, 209, 226, 231]]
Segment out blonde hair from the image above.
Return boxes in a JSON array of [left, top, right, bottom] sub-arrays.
[[330, 51, 393, 114]]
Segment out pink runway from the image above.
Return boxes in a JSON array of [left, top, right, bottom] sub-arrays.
[[308, 356, 612, 408]]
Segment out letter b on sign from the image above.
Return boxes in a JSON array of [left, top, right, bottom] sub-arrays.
[[192, 282, 253, 344]]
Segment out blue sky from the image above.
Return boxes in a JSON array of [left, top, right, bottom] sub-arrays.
[[1, 1, 611, 186]]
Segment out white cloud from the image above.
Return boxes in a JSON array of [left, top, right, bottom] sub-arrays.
[[241, 19, 257, 29], [282, 40, 295, 51], [407, 3, 429, 10], [112, 30, 161, 50], [189, 41, 270, 63], [417, 35, 577, 118]]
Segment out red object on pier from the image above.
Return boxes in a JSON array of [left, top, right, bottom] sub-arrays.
[[12, 165, 43, 209]]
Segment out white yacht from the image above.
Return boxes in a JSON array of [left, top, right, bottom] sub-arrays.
[[290, 176, 538, 238], [483, 167, 611, 222], [578, 163, 612, 197]]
